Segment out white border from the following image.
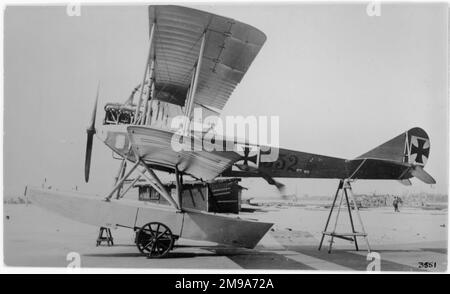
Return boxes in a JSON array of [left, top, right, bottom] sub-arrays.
[[0, 0, 448, 275]]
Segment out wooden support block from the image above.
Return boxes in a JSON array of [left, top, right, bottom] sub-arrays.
[[96, 227, 114, 246]]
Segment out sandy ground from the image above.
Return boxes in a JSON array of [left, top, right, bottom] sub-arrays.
[[3, 204, 447, 271]]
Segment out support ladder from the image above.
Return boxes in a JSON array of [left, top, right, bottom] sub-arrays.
[[318, 179, 371, 253]]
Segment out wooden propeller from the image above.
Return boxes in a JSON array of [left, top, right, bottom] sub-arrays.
[[85, 84, 100, 183]]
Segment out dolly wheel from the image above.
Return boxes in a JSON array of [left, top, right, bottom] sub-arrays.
[[136, 222, 174, 258]]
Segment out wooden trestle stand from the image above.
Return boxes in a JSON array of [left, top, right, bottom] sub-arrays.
[[318, 179, 371, 253]]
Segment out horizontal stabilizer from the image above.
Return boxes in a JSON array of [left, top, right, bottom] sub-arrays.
[[398, 179, 412, 186], [411, 166, 436, 184]]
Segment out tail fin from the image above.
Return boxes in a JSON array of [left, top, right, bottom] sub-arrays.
[[354, 127, 435, 184], [357, 127, 430, 167]]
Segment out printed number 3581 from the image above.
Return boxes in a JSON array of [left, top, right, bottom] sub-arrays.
[[418, 262, 437, 269]]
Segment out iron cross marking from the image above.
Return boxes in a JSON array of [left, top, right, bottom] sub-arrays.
[[411, 138, 429, 164], [241, 146, 258, 165]]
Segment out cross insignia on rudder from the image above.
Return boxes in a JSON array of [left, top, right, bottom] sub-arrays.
[[410, 137, 429, 165]]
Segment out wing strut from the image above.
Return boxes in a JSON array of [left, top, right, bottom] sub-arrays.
[[134, 21, 156, 124], [183, 32, 206, 133], [103, 158, 181, 210], [143, 57, 156, 125], [137, 163, 180, 210]]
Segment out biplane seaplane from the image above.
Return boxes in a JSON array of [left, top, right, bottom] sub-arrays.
[[27, 5, 435, 258]]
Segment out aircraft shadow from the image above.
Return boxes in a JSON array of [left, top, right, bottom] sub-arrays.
[[83, 245, 258, 259], [83, 251, 219, 259]]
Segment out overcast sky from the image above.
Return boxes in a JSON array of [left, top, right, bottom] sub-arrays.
[[3, 3, 448, 199]]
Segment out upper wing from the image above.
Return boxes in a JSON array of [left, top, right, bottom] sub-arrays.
[[149, 5, 266, 111]]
